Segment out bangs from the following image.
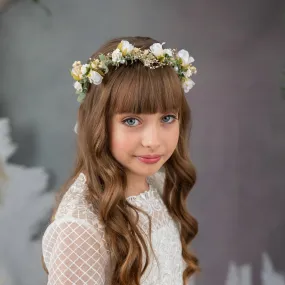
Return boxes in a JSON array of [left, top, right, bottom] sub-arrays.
[[106, 63, 184, 115]]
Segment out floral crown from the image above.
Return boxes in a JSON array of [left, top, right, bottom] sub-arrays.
[[71, 40, 197, 103]]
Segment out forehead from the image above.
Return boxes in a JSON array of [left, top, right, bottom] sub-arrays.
[[106, 64, 184, 116]]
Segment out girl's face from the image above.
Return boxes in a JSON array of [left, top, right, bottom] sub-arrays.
[[109, 112, 180, 179]]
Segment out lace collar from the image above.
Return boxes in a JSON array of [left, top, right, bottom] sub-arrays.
[[76, 172, 158, 203], [125, 176, 158, 202]]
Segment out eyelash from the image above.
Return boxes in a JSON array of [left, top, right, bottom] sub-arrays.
[[122, 115, 178, 127]]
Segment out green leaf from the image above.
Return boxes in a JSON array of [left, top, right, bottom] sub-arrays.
[[99, 54, 106, 61], [77, 93, 86, 103]]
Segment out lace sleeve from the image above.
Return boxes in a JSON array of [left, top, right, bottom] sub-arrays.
[[42, 218, 109, 285]]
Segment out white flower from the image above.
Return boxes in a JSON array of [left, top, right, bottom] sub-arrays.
[[174, 66, 179, 72], [164, 48, 173, 57], [88, 70, 103, 85], [72, 61, 81, 68], [150, 43, 165, 57], [120, 40, 134, 54], [183, 78, 195, 93], [184, 68, 192, 77], [81, 64, 89, 75], [177, 49, 194, 66], [112, 48, 123, 63], [74, 81, 83, 93]]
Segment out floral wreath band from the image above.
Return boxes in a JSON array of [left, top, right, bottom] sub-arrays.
[[71, 40, 197, 103]]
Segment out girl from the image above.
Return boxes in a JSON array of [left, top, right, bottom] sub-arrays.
[[42, 36, 200, 285]]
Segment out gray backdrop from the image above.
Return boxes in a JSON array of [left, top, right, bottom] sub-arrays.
[[0, 0, 285, 284]]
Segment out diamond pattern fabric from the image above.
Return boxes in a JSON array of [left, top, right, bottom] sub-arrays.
[[42, 171, 186, 284]]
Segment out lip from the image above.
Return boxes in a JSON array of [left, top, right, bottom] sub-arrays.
[[137, 155, 161, 164], [137, 155, 161, 158]]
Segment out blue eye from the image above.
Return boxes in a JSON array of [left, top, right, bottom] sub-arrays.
[[122, 115, 178, 127], [123, 118, 139, 127], [162, 115, 177, 123]]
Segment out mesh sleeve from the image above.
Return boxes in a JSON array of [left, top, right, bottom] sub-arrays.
[[42, 219, 109, 285]]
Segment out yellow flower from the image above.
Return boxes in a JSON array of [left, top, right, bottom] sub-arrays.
[[91, 59, 100, 69], [71, 61, 83, 81]]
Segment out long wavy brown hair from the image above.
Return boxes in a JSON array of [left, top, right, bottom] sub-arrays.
[[46, 36, 200, 285]]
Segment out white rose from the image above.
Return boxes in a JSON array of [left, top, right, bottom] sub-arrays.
[[150, 43, 165, 57], [177, 49, 194, 66], [81, 64, 89, 75], [164, 48, 173, 57], [112, 48, 122, 63], [74, 81, 83, 93], [189, 56, 194, 64], [88, 70, 103, 85], [120, 40, 134, 54], [183, 78, 195, 93]]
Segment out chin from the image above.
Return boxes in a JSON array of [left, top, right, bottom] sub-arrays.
[[125, 162, 160, 175], [137, 162, 164, 174]]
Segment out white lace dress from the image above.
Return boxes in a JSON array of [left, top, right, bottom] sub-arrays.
[[42, 171, 186, 285]]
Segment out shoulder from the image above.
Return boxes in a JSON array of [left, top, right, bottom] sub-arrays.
[[42, 173, 108, 272], [54, 172, 102, 227], [43, 172, 105, 244]]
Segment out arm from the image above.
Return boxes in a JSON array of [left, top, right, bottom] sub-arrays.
[[43, 219, 109, 285]]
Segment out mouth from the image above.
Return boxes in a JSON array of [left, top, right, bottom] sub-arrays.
[[137, 155, 161, 159], [136, 155, 161, 164]]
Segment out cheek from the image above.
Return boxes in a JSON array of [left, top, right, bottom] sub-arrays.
[[167, 125, 180, 149], [110, 130, 133, 154]]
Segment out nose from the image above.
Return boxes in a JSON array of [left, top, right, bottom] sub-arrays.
[[141, 124, 161, 149]]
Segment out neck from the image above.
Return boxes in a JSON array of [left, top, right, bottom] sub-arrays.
[[125, 174, 150, 198]]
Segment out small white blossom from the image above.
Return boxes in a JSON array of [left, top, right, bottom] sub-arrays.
[[177, 49, 194, 66], [88, 70, 103, 85], [183, 78, 195, 93], [74, 81, 83, 93], [164, 49, 173, 57], [120, 40, 134, 54], [150, 43, 165, 57], [184, 68, 192, 77], [112, 48, 123, 63], [174, 66, 179, 72], [81, 64, 89, 75]]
